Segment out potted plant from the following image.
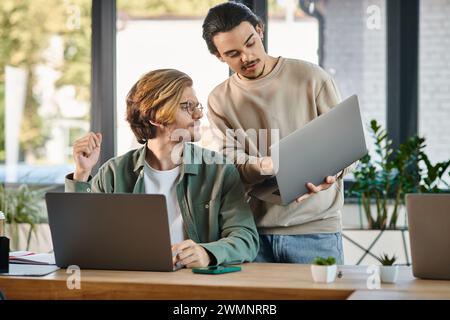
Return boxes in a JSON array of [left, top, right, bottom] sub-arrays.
[[343, 120, 450, 265], [0, 183, 54, 251], [348, 120, 450, 230], [376, 253, 398, 284], [311, 256, 337, 283]]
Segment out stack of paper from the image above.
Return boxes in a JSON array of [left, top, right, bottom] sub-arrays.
[[9, 251, 56, 265], [1, 264, 60, 276]]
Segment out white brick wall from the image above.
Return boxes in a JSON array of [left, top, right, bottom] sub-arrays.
[[419, 0, 450, 165], [322, 0, 387, 157], [322, 0, 449, 169]]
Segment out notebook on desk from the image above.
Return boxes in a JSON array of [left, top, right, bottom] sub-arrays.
[[9, 251, 56, 265], [0, 264, 60, 276]]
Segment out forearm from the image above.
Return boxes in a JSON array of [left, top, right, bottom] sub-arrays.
[[73, 170, 91, 182], [224, 149, 272, 186], [65, 169, 107, 193], [200, 228, 259, 265], [65, 173, 93, 192]]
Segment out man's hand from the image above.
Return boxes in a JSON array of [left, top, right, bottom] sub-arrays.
[[296, 174, 340, 203], [256, 156, 341, 203], [259, 156, 274, 175], [172, 239, 211, 268], [73, 132, 102, 182]]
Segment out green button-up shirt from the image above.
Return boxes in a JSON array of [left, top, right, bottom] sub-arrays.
[[65, 143, 259, 265]]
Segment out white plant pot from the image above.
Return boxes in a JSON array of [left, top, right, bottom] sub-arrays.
[[380, 265, 399, 283], [311, 264, 337, 283]]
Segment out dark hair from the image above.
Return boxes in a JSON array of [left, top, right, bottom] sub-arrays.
[[202, 2, 263, 55]]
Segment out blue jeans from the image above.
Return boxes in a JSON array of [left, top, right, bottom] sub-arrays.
[[254, 232, 344, 264]]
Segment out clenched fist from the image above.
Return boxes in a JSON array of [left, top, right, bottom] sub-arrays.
[[72, 132, 102, 181]]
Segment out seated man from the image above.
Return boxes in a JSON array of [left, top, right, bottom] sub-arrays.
[[66, 68, 259, 268]]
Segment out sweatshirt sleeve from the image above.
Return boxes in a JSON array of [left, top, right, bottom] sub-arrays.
[[207, 94, 266, 186]]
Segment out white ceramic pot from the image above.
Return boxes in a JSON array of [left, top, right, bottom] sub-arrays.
[[380, 265, 399, 283], [311, 264, 337, 283]]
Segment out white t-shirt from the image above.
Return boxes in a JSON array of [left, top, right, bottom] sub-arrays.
[[143, 161, 185, 245]]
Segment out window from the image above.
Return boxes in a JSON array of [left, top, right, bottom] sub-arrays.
[[116, 0, 228, 156], [419, 0, 450, 179], [268, 0, 319, 64], [320, 0, 387, 157], [0, 0, 91, 183], [266, 0, 387, 159]]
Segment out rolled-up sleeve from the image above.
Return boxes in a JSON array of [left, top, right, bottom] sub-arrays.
[[64, 165, 111, 193]]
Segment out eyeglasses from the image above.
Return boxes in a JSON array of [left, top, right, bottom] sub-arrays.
[[180, 100, 203, 115]]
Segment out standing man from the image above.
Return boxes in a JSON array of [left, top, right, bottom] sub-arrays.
[[202, 2, 351, 264]]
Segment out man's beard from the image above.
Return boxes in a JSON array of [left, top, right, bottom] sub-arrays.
[[243, 62, 266, 80]]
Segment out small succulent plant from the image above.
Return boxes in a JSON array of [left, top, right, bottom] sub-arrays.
[[313, 256, 336, 266], [376, 253, 397, 266]]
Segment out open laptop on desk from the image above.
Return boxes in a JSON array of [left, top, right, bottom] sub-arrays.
[[406, 194, 450, 280], [249, 95, 368, 205], [46, 193, 181, 272]]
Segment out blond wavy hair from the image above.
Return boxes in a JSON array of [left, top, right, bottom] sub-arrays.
[[126, 69, 193, 143]]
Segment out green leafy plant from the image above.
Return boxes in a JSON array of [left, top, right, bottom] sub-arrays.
[[376, 253, 397, 266], [0, 184, 53, 250], [313, 256, 336, 266], [348, 119, 450, 229]]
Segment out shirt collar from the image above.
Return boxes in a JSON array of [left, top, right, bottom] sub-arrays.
[[133, 142, 199, 176]]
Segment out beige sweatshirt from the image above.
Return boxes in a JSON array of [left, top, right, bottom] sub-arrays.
[[207, 57, 348, 235]]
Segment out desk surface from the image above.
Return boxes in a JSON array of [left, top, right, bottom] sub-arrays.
[[1, 264, 449, 300]]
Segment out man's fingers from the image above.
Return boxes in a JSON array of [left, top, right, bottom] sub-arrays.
[[78, 141, 94, 153], [172, 246, 196, 266], [90, 132, 98, 145], [74, 144, 93, 156], [179, 254, 198, 266], [297, 177, 337, 203], [90, 134, 99, 148], [96, 132, 102, 145], [296, 193, 311, 203], [74, 132, 101, 149], [172, 239, 194, 253], [88, 135, 96, 149], [86, 136, 98, 151], [74, 138, 96, 152], [259, 157, 274, 175], [306, 182, 321, 193], [90, 132, 102, 148], [177, 247, 195, 261], [325, 176, 336, 184]]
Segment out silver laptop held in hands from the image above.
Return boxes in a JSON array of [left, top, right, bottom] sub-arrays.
[[46, 193, 180, 272], [249, 95, 368, 206]]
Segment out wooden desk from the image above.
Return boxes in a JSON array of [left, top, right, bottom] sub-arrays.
[[1, 264, 449, 300], [348, 290, 450, 300]]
